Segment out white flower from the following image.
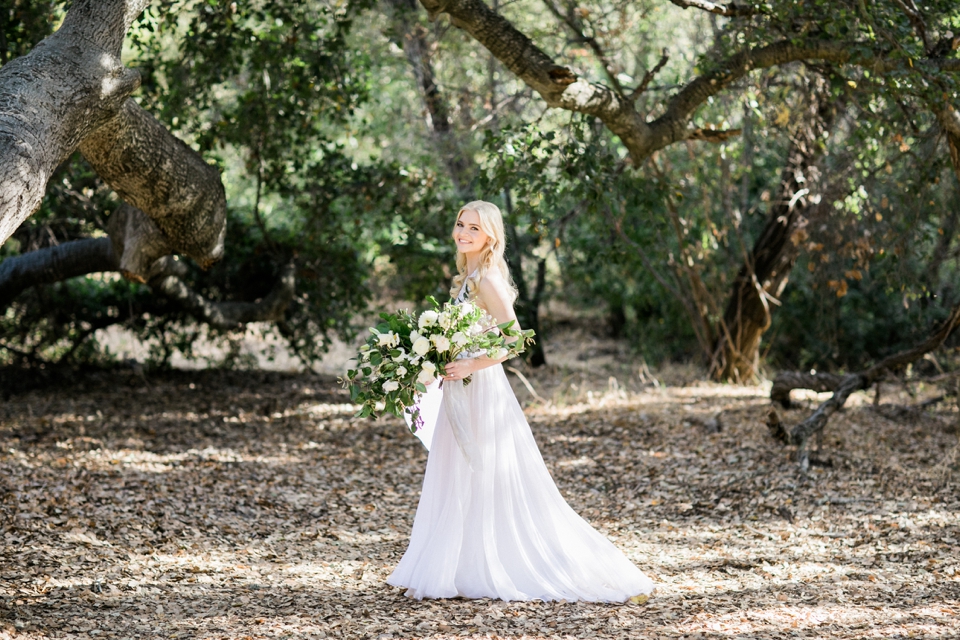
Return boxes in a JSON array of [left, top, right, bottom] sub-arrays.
[[408, 356, 421, 367], [438, 311, 454, 330], [412, 336, 431, 356], [417, 369, 435, 385], [468, 322, 483, 336], [421, 361, 436, 374], [396, 366, 407, 377], [377, 331, 398, 347], [382, 380, 399, 392], [431, 335, 451, 352], [451, 331, 468, 347], [492, 347, 509, 360], [418, 310, 440, 328], [459, 301, 474, 316]]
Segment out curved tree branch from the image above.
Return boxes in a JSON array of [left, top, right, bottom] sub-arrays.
[[0, 0, 151, 245], [80, 99, 227, 277], [418, 0, 960, 163], [0, 237, 118, 308], [769, 302, 960, 468]]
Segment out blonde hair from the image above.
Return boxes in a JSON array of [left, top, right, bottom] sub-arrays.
[[449, 200, 517, 304]]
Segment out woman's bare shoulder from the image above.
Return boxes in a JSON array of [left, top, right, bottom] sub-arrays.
[[477, 271, 511, 297]]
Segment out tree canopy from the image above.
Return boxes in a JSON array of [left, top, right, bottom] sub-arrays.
[[2, 0, 960, 386]]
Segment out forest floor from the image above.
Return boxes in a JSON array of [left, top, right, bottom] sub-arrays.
[[1, 329, 959, 639]]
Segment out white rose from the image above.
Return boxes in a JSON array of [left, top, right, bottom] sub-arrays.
[[417, 369, 435, 385], [377, 331, 396, 347], [409, 329, 421, 344], [451, 331, 468, 347], [459, 301, 474, 316], [492, 347, 508, 360], [412, 336, 431, 356], [421, 361, 436, 374], [418, 310, 439, 328], [382, 380, 399, 392], [396, 366, 407, 377], [438, 311, 453, 330], [431, 335, 451, 352]]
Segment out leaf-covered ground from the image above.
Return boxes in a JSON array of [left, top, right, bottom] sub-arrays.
[[1, 354, 958, 639]]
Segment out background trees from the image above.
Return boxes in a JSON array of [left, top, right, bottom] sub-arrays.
[[2, 0, 960, 386]]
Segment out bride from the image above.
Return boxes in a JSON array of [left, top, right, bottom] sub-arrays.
[[387, 200, 655, 602]]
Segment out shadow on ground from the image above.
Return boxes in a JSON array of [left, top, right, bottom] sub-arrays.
[[0, 368, 958, 639]]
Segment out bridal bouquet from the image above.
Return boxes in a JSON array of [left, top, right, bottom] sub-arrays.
[[344, 297, 535, 432]]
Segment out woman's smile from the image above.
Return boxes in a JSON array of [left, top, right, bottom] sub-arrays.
[[455, 209, 489, 255]]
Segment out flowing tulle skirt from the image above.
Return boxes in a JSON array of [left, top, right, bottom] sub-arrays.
[[387, 364, 655, 602]]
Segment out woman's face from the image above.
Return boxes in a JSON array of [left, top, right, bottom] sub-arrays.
[[454, 209, 490, 256]]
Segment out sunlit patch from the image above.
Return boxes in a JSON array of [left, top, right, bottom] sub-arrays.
[[302, 402, 361, 418], [555, 456, 597, 468]]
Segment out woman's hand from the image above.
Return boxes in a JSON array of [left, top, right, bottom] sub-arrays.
[[443, 358, 479, 381]]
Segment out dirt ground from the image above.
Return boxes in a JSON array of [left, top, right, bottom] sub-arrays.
[[1, 337, 958, 639]]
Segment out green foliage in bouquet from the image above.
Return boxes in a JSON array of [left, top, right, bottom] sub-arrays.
[[344, 296, 535, 430]]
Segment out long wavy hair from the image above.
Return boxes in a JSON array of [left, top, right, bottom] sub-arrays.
[[449, 200, 517, 304]]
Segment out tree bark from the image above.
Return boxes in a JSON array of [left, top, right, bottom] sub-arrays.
[[0, 0, 150, 245], [770, 370, 845, 408], [80, 99, 227, 278], [711, 85, 837, 382], [0, 237, 118, 308]]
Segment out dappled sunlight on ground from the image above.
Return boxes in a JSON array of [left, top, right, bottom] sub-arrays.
[[0, 362, 958, 638]]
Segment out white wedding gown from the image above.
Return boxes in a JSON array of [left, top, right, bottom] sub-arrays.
[[388, 287, 655, 602]]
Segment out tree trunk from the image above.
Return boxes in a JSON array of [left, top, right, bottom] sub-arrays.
[[0, 0, 150, 245], [80, 99, 226, 278], [711, 85, 836, 382], [503, 191, 547, 366], [388, 0, 475, 194]]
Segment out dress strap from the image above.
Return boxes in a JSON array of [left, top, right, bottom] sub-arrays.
[[455, 269, 478, 303]]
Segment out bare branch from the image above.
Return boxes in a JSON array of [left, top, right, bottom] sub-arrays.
[[770, 371, 846, 408], [688, 127, 742, 142], [630, 48, 670, 100], [541, 0, 626, 96], [770, 302, 960, 467], [0, 238, 117, 308], [668, 0, 758, 17]]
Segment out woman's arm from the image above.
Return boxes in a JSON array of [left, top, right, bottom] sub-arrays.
[[442, 274, 519, 381]]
